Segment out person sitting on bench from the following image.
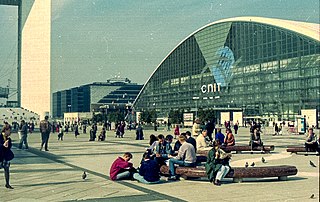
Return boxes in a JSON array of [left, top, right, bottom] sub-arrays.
[[154, 134, 173, 165], [133, 153, 160, 184], [205, 139, 231, 186], [167, 135, 197, 180], [196, 128, 211, 151], [249, 128, 263, 149], [224, 128, 235, 146], [305, 128, 319, 153]]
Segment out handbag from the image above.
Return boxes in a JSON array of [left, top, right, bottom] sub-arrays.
[[5, 150, 14, 161]]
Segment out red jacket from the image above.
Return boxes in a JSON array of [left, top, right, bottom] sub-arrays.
[[109, 157, 133, 180]]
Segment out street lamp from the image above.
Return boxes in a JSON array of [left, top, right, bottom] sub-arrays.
[[192, 96, 200, 118], [67, 104, 71, 112]]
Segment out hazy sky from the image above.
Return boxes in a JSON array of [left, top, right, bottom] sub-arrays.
[[0, 0, 319, 102]]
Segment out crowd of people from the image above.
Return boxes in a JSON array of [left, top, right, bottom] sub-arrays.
[[1, 116, 319, 190]]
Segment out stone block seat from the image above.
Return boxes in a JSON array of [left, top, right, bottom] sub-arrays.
[[197, 145, 275, 156], [160, 165, 297, 182]]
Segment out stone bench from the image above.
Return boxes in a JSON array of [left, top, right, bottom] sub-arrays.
[[160, 165, 297, 182], [197, 145, 275, 156], [287, 146, 318, 154]]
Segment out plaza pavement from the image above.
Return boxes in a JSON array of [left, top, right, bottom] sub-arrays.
[[0, 126, 319, 202]]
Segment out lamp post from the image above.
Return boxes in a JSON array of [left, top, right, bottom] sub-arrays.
[[192, 96, 200, 118], [67, 104, 71, 113]]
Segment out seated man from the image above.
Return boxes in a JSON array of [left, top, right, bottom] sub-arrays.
[[305, 128, 319, 153], [133, 153, 160, 184], [249, 128, 263, 148], [110, 152, 135, 181], [224, 128, 235, 146], [196, 128, 211, 151], [154, 134, 173, 165], [186, 131, 197, 152], [215, 128, 225, 145], [168, 135, 197, 180]]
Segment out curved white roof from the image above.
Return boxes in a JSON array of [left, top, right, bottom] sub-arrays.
[[208, 16, 319, 41], [133, 17, 320, 106]]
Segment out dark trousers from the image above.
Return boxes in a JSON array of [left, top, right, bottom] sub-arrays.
[[41, 132, 50, 150]]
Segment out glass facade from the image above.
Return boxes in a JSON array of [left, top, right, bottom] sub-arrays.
[[134, 19, 320, 121]]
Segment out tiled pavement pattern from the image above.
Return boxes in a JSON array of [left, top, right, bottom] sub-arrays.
[[0, 126, 318, 202]]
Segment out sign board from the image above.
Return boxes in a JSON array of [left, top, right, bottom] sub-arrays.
[[220, 112, 230, 125], [296, 115, 306, 134], [233, 111, 243, 126], [301, 109, 317, 128], [183, 113, 194, 127]]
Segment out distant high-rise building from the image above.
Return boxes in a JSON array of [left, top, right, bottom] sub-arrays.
[[0, 0, 51, 118]]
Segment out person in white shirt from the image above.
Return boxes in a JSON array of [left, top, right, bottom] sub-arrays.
[[196, 128, 211, 151]]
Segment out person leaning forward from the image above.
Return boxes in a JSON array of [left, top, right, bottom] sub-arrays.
[[109, 152, 135, 181], [205, 140, 231, 186], [167, 135, 197, 180], [40, 115, 51, 151]]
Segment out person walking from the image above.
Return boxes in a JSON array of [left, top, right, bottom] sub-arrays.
[[40, 115, 51, 151], [18, 120, 28, 150], [0, 125, 14, 189]]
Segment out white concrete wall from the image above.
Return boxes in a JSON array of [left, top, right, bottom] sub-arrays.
[[20, 0, 51, 120]]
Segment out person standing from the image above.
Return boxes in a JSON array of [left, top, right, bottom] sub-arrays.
[[192, 118, 201, 137], [74, 123, 80, 138], [233, 122, 239, 135], [135, 123, 144, 140], [119, 121, 125, 138], [205, 119, 215, 141], [40, 115, 51, 151], [0, 125, 14, 189], [18, 120, 28, 150]]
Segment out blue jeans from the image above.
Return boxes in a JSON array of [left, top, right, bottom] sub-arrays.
[[169, 158, 195, 176], [116, 171, 131, 180], [133, 173, 160, 184]]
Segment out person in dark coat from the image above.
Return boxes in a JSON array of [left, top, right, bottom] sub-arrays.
[[0, 125, 14, 189], [136, 123, 144, 140], [133, 153, 160, 184], [205, 140, 231, 186], [185, 131, 197, 152], [205, 120, 215, 141]]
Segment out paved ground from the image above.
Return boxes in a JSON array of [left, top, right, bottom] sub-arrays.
[[0, 126, 319, 202]]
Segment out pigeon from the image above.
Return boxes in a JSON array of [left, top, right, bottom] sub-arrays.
[[82, 171, 87, 180], [245, 162, 248, 168], [261, 157, 266, 163], [250, 162, 255, 167], [309, 161, 317, 168], [310, 194, 315, 199]]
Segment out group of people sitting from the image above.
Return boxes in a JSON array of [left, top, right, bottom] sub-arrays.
[[109, 128, 234, 186]]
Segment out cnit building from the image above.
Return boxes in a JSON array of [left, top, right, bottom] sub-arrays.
[[133, 17, 320, 126]]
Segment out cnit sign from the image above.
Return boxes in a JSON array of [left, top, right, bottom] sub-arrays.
[[201, 83, 221, 93]]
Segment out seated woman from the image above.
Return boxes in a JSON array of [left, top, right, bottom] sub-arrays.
[[224, 128, 235, 146], [249, 128, 263, 148], [305, 128, 319, 153], [133, 153, 160, 184], [205, 140, 231, 186]]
